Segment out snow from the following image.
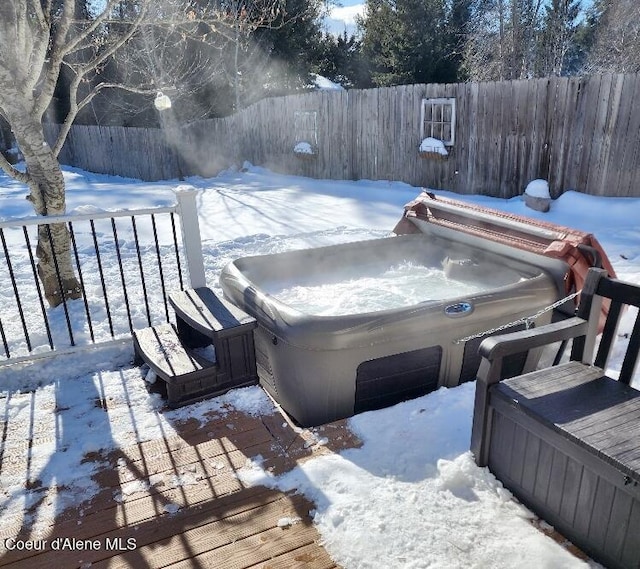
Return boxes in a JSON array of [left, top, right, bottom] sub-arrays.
[[312, 74, 345, 91], [419, 137, 449, 156], [525, 179, 551, 199], [239, 386, 588, 568], [293, 141, 315, 154], [2, 162, 639, 567]]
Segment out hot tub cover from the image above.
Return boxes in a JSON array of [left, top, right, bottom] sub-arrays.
[[394, 192, 616, 328]]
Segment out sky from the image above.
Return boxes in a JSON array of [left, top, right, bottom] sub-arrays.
[[325, 1, 365, 36], [1, 162, 639, 567]]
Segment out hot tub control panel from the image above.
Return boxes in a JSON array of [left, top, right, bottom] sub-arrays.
[[444, 301, 474, 317]]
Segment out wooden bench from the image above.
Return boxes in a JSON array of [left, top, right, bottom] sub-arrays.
[[471, 268, 640, 569], [133, 288, 258, 408]]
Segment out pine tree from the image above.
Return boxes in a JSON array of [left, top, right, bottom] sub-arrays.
[[359, 0, 458, 86], [314, 31, 371, 88], [241, 0, 325, 101]]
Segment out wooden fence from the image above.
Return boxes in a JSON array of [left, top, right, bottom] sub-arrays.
[[47, 73, 640, 198]]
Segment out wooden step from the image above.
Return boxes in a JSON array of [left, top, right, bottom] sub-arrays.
[[133, 323, 220, 408], [168, 288, 259, 391], [133, 321, 259, 408], [169, 287, 256, 344]]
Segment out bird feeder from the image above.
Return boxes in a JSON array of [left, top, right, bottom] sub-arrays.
[[154, 91, 172, 111]]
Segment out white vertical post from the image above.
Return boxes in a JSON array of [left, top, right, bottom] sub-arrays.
[[174, 186, 207, 289]]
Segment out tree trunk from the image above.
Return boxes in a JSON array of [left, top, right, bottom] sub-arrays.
[[10, 112, 82, 307], [35, 221, 82, 308]]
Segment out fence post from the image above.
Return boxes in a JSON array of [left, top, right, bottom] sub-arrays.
[[174, 186, 207, 289]]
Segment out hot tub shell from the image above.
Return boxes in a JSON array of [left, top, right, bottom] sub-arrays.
[[220, 227, 571, 426]]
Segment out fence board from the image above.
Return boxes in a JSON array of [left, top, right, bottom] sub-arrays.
[[488, 81, 504, 195], [549, 77, 570, 195], [514, 80, 532, 197], [616, 75, 640, 197], [463, 82, 479, 193], [605, 74, 634, 196], [538, 78, 551, 183], [576, 75, 604, 191], [586, 73, 614, 195], [594, 74, 624, 196], [41, 75, 640, 198]]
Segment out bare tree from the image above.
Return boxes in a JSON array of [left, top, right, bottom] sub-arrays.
[[537, 0, 582, 76], [587, 0, 640, 73], [0, 0, 286, 307], [219, 0, 286, 110], [463, 0, 544, 80], [463, 0, 511, 81], [0, 1, 154, 306]]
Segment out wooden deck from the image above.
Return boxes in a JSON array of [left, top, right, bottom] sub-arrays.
[[0, 399, 360, 569]]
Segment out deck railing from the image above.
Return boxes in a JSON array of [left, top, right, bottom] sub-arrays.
[[0, 187, 205, 366]]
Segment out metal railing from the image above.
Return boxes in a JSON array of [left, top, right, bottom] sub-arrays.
[[0, 188, 205, 366]]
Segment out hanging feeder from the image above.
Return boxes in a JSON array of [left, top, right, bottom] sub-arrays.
[[154, 91, 172, 111]]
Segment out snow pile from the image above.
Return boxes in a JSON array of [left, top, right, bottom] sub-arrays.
[[313, 74, 345, 91], [525, 179, 551, 198], [419, 137, 449, 156], [238, 385, 589, 568], [293, 141, 315, 155]]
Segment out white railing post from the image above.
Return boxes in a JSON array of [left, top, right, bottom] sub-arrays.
[[174, 185, 207, 289]]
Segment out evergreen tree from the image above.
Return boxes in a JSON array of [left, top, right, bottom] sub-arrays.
[[253, 0, 325, 97], [314, 31, 371, 88], [570, 0, 603, 72], [359, 0, 459, 86]]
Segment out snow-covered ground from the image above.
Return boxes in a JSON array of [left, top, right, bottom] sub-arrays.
[[2, 163, 640, 567]]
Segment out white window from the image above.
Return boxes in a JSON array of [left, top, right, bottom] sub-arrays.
[[421, 98, 456, 146], [294, 111, 318, 146]]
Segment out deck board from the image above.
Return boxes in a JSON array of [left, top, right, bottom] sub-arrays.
[[0, 393, 359, 569]]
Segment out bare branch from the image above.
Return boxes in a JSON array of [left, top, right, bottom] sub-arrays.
[[52, 2, 153, 154], [0, 151, 31, 185], [52, 81, 157, 158], [61, 0, 125, 57]]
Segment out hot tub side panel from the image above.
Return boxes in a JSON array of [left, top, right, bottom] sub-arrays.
[[246, 279, 557, 427], [254, 325, 449, 427], [254, 328, 362, 427]]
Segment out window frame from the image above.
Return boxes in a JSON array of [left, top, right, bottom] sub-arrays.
[[420, 98, 456, 147], [294, 110, 318, 147]]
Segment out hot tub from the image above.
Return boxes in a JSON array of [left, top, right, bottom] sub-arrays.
[[220, 229, 570, 427]]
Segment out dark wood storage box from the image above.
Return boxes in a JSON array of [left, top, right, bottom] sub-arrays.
[[471, 268, 640, 569], [487, 364, 640, 568]]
